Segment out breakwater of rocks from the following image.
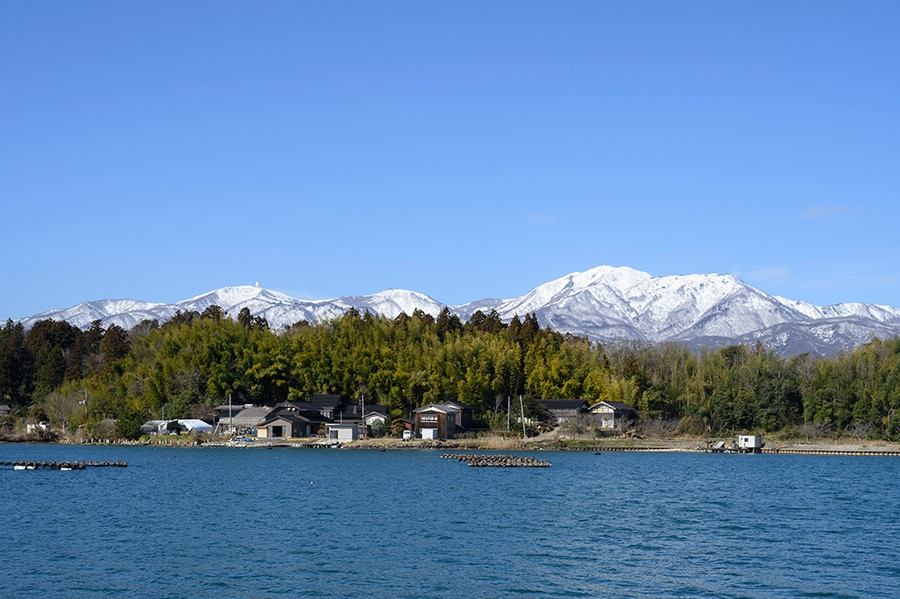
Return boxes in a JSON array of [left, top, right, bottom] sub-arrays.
[[442, 453, 551, 468], [1, 460, 128, 470]]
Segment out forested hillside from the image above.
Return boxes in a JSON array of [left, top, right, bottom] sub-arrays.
[[2, 305, 900, 440]]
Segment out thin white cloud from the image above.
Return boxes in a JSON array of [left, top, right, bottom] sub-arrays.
[[798, 206, 846, 220]]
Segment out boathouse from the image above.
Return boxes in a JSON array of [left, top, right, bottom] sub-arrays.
[[738, 435, 763, 452]]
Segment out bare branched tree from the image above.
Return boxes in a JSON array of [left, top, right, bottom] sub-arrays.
[[43, 390, 83, 433], [798, 421, 831, 442]]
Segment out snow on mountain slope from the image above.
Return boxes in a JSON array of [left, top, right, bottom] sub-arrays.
[[175, 285, 321, 315], [176, 285, 347, 326], [336, 290, 446, 320], [496, 268, 807, 343], [15, 266, 900, 356], [17, 299, 167, 330], [773, 296, 900, 323], [737, 316, 900, 356], [498, 265, 648, 318], [453, 298, 507, 321]]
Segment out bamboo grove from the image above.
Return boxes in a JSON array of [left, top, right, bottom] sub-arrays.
[[3, 305, 900, 439]]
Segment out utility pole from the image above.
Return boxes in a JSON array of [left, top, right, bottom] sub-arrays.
[[360, 393, 366, 439], [520, 395, 526, 439]]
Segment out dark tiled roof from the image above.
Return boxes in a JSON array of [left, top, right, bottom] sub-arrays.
[[443, 399, 472, 410], [413, 402, 460, 414], [230, 407, 273, 426], [274, 401, 318, 411], [310, 394, 343, 407], [366, 404, 390, 416], [591, 401, 634, 411], [261, 412, 312, 425], [538, 399, 589, 410]]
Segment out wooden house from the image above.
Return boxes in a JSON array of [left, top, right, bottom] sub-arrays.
[[442, 399, 473, 431], [537, 399, 590, 425], [257, 413, 311, 438], [309, 394, 344, 419], [333, 401, 364, 423], [257, 401, 328, 438], [588, 401, 636, 429], [413, 403, 460, 439], [362, 405, 391, 435], [213, 403, 254, 432]]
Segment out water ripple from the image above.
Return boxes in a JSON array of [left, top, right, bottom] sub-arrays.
[[1, 447, 899, 598]]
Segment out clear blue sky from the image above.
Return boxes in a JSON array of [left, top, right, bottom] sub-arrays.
[[3, 1, 899, 320]]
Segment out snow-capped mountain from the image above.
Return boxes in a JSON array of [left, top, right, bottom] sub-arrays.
[[16, 267, 900, 356]]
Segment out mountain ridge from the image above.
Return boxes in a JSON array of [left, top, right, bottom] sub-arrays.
[[15, 266, 900, 356]]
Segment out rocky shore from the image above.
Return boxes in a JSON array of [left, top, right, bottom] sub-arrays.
[[341, 434, 900, 455], [5, 431, 900, 455]]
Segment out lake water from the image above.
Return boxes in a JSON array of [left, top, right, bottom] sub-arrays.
[[1, 444, 898, 598]]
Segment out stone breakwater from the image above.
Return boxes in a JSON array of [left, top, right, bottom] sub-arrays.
[[441, 453, 551, 467], [1, 460, 128, 470]]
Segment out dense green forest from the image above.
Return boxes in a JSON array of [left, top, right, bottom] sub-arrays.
[[3, 305, 900, 440]]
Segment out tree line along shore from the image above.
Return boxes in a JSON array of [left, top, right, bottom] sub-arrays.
[[3, 306, 900, 443]]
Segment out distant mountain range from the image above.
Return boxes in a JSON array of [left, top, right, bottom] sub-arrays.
[[16, 266, 900, 356]]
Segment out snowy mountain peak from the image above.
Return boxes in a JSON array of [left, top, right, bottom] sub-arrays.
[[341, 289, 445, 319], [180, 285, 297, 309], [15, 266, 900, 356], [576, 264, 652, 288]]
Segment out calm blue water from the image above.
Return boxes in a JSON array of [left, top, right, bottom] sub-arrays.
[[1, 444, 898, 598]]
